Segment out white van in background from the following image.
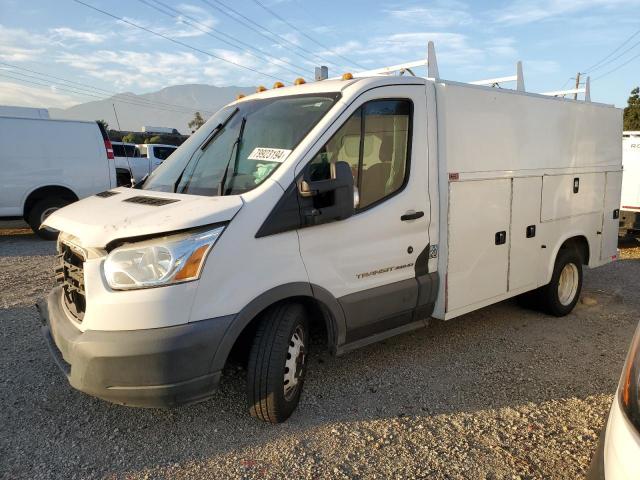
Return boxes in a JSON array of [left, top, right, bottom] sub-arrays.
[[619, 131, 640, 237], [39, 44, 622, 423], [0, 116, 115, 239], [138, 143, 177, 173]]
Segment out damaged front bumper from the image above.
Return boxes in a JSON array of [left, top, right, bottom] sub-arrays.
[[37, 286, 233, 408]]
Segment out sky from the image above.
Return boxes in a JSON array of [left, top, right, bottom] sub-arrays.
[[0, 0, 639, 110]]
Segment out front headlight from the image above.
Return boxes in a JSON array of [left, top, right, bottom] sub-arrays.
[[104, 225, 225, 290]]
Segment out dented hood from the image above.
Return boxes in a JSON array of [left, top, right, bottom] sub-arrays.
[[43, 188, 243, 248]]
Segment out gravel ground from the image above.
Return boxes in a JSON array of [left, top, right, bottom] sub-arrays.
[[1, 227, 638, 479]]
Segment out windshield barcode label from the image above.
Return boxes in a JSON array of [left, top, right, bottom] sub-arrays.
[[247, 147, 292, 163]]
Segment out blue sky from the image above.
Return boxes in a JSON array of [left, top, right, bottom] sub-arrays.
[[0, 0, 639, 109]]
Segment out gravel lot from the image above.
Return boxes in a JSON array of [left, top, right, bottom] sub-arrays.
[[1, 226, 638, 479]]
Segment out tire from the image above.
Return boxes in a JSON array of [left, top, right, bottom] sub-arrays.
[[27, 197, 70, 240], [247, 303, 309, 423], [116, 169, 132, 187], [538, 247, 583, 316]]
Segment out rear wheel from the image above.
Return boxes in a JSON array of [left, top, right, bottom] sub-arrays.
[[27, 197, 70, 240], [247, 303, 308, 423], [538, 248, 583, 316]]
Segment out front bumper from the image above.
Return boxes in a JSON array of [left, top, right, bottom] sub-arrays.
[[37, 287, 234, 408]]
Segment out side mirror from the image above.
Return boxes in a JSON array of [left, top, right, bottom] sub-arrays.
[[298, 160, 355, 225]]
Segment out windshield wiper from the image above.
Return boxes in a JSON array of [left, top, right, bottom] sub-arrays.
[[218, 115, 246, 196], [174, 107, 239, 193]]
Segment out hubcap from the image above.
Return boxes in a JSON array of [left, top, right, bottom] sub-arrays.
[[40, 207, 59, 233], [283, 326, 305, 401], [558, 263, 579, 306]]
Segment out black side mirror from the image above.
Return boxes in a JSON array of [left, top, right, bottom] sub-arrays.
[[298, 160, 354, 225]]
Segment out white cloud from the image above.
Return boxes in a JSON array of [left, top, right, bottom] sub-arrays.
[[49, 27, 106, 44], [0, 25, 47, 62], [492, 0, 640, 25], [387, 6, 473, 28], [0, 81, 81, 108]]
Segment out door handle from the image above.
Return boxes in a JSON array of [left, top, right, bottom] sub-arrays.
[[401, 211, 424, 221], [495, 231, 507, 245]]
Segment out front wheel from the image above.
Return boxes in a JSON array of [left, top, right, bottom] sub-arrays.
[[538, 248, 583, 316], [247, 303, 308, 423], [27, 197, 71, 240]]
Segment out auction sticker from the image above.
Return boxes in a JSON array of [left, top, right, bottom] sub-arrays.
[[247, 147, 292, 163]]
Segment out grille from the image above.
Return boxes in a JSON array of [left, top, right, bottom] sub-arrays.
[[55, 242, 86, 321], [95, 190, 119, 198], [123, 196, 179, 206]]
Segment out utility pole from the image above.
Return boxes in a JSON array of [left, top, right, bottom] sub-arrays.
[[574, 72, 581, 100]]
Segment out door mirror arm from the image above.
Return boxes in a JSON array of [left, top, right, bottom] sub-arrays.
[[298, 160, 355, 225]]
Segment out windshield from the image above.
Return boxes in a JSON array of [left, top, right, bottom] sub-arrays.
[[143, 93, 340, 196]]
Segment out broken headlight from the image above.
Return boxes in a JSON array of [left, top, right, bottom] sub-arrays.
[[103, 226, 224, 290]]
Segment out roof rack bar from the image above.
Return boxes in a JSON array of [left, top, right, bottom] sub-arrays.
[[352, 60, 427, 78], [427, 41, 439, 79], [469, 61, 525, 92], [541, 88, 585, 96]]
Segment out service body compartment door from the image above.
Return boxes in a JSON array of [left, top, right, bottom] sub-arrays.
[[509, 177, 542, 292], [447, 179, 511, 312], [601, 171, 623, 261]]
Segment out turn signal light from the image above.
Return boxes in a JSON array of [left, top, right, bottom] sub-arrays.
[[342, 72, 353, 80], [256, 85, 267, 92], [273, 81, 284, 88], [294, 77, 306, 85], [174, 245, 210, 281]]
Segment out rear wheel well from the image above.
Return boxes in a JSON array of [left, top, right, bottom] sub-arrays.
[[559, 236, 589, 264], [23, 186, 78, 220], [227, 297, 333, 367]]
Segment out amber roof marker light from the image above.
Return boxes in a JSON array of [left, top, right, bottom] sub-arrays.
[[256, 85, 267, 93], [294, 77, 306, 85], [341, 72, 354, 80], [273, 81, 284, 88]]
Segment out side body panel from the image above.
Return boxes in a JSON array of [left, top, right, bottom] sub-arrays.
[[621, 137, 640, 211], [447, 179, 511, 311], [601, 171, 623, 261], [509, 176, 543, 292]]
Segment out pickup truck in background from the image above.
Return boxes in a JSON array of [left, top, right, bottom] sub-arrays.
[[138, 143, 177, 173]]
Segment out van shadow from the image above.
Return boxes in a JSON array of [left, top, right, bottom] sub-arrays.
[[0, 231, 57, 257], [2, 272, 636, 478]]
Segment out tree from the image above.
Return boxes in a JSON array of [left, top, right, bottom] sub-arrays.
[[96, 119, 109, 131], [122, 133, 143, 144], [188, 111, 205, 132], [624, 87, 640, 131]]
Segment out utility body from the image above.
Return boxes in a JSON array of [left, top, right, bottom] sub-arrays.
[[39, 51, 622, 422], [619, 131, 640, 237]]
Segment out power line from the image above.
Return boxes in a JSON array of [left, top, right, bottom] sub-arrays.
[[71, 0, 285, 83], [593, 49, 640, 81], [0, 61, 215, 114], [249, 0, 366, 69], [138, 0, 309, 78], [0, 71, 210, 116], [583, 27, 640, 73], [585, 37, 640, 74], [199, 0, 341, 69]]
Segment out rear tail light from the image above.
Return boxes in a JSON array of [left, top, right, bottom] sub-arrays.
[[620, 322, 640, 431], [104, 139, 114, 160]]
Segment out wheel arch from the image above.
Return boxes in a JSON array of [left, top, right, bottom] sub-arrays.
[[543, 233, 591, 285], [22, 185, 79, 220], [210, 283, 346, 372]]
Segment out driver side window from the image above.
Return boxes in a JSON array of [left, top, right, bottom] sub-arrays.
[[307, 99, 412, 210]]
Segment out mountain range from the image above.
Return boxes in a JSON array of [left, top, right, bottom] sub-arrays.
[[49, 84, 255, 134]]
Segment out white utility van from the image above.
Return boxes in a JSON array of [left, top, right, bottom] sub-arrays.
[[39, 44, 622, 423], [138, 143, 177, 172], [619, 131, 640, 237], [0, 116, 116, 239]]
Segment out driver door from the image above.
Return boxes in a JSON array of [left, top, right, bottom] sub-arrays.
[[296, 84, 431, 343]]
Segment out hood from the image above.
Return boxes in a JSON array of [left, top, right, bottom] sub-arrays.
[[43, 188, 243, 248]]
